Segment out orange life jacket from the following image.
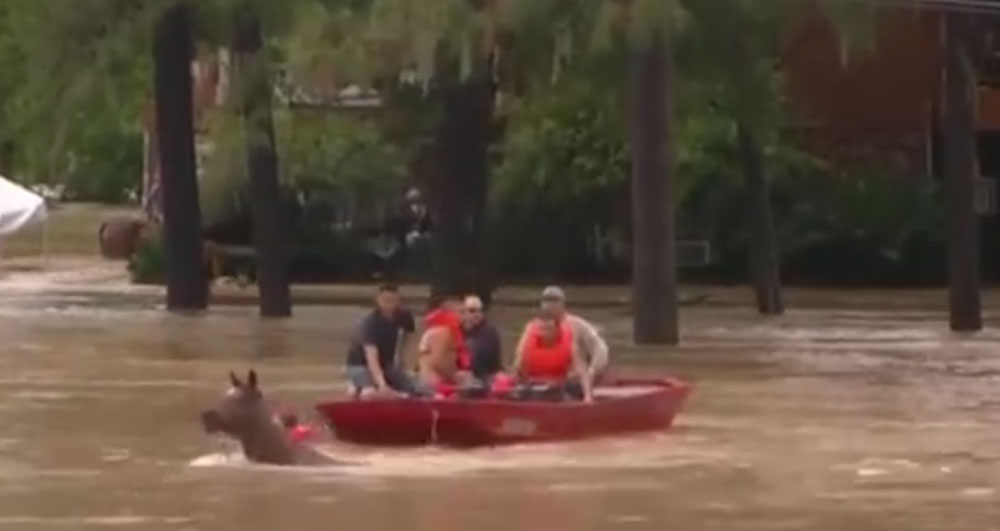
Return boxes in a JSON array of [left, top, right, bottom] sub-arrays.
[[287, 424, 316, 444], [424, 308, 471, 371], [521, 319, 574, 382]]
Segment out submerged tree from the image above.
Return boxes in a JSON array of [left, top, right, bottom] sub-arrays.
[[232, 2, 292, 317], [154, 1, 208, 311], [941, 10, 982, 332], [627, 0, 680, 344], [422, 14, 497, 303], [679, 0, 786, 316]]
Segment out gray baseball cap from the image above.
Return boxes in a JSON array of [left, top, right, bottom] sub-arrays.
[[540, 286, 566, 301]]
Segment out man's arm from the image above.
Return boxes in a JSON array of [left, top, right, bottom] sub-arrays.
[[573, 316, 609, 375], [394, 310, 417, 370], [363, 344, 389, 390], [359, 316, 390, 390], [511, 323, 531, 375], [571, 343, 594, 402]]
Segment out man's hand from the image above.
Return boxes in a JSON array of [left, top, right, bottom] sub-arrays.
[[374, 386, 403, 398], [581, 374, 595, 403]]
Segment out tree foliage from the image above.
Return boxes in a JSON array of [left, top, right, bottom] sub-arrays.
[[0, 0, 151, 194], [200, 105, 406, 226], [0, 0, 951, 290]]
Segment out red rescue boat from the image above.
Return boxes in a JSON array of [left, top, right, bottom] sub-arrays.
[[314, 377, 692, 447]]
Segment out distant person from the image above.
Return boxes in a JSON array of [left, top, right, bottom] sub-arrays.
[[345, 283, 424, 397], [402, 187, 431, 244], [461, 295, 502, 384], [515, 286, 609, 387], [512, 310, 593, 402]]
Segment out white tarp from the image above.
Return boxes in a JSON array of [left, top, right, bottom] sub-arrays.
[[0, 175, 47, 237]]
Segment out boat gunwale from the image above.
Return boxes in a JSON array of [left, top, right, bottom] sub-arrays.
[[315, 376, 692, 414]]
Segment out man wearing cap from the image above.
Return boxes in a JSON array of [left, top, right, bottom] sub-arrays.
[[514, 286, 610, 393]]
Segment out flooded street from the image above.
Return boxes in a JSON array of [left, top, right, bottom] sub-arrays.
[[0, 287, 998, 530]]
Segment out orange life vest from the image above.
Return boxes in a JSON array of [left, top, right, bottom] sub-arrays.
[[287, 424, 316, 444], [521, 319, 574, 382], [424, 308, 471, 371]]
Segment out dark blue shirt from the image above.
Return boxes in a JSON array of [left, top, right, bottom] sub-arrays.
[[463, 321, 502, 380], [346, 308, 415, 371]]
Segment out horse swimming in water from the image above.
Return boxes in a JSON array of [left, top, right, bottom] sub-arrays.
[[199, 370, 343, 466]]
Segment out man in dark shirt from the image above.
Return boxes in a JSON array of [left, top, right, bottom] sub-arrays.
[[460, 295, 502, 384], [345, 284, 424, 397]]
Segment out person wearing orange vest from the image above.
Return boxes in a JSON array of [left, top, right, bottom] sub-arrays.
[[416, 295, 472, 394], [512, 311, 594, 402]]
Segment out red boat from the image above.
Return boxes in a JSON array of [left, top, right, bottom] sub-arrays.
[[314, 377, 692, 447]]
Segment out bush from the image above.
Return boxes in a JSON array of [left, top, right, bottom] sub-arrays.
[[663, 118, 947, 286], [289, 227, 373, 283], [59, 118, 143, 204], [199, 106, 407, 229], [775, 169, 945, 286], [128, 232, 166, 285], [490, 79, 630, 282]]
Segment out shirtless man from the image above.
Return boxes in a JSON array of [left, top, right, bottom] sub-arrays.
[[416, 295, 471, 390]]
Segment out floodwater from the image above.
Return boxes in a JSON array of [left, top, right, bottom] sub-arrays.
[[0, 288, 998, 530]]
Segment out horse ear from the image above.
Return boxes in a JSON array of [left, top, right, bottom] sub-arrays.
[[247, 369, 258, 390], [230, 371, 243, 388]]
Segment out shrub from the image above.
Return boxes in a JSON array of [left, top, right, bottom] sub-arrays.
[[775, 169, 945, 286], [128, 232, 166, 285]]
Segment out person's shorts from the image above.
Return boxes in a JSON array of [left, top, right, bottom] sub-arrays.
[[345, 366, 430, 397]]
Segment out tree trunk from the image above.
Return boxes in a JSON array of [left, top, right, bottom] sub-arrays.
[[233, 5, 291, 318], [628, 26, 678, 345], [0, 140, 14, 176], [153, 2, 207, 312], [737, 123, 784, 315], [942, 12, 981, 332], [426, 69, 495, 306]]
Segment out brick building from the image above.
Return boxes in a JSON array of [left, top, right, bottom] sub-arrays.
[[782, 5, 1000, 185]]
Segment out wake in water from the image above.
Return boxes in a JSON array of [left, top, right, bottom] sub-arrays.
[[189, 431, 729, 478]]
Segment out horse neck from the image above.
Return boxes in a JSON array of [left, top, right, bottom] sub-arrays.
[[238, 410, 294, 465]]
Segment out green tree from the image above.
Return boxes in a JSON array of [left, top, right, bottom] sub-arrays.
[[2, 0, 321, 312], [677, 0, 787, 315], [283, 0, 500, 300], [492, 77, 629, 280], [0, 0, 208, 310], [0, 2, 27, 175]]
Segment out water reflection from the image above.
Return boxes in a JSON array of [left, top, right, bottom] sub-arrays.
[[0, 292, 997, 530]]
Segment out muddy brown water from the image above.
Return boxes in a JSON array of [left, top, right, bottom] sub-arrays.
[[0, 291, 998, 530]]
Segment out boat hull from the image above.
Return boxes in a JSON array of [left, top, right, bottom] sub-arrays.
[[314, 377, 692, 447]]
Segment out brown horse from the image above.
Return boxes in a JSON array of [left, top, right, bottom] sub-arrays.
[[98, 217, 147, 260], [200, 370, 341, 466]]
